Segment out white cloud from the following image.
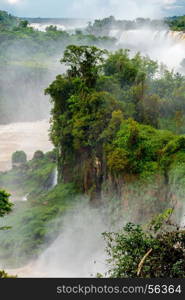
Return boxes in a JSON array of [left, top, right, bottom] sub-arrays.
[[8, 0, 18, 3], [65, 0, 179, 19], [0, 0, 181, 18], [4, 0, 21, 4], [163, 0, 176, 4]]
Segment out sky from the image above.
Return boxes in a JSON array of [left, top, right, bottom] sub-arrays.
[[0, 0, 184, 19]]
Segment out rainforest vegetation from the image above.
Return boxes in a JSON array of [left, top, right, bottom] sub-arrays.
[[0, 11, 185, 277], [166, 15, 185, 31], [45, 44, 185, 276], [86, 15, 185, 36], [0, 11, 185, 123], [46, 44, 185, 200]]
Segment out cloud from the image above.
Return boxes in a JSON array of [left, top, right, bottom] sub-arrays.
[[2, 0, 21, 4], [0, 0, 23, 7], [7, 0, 20, 4], [0, 0, 183, 18], [63, 0, 180, 19]]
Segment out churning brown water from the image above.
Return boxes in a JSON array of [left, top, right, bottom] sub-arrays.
[[0, 120, 52, 171]]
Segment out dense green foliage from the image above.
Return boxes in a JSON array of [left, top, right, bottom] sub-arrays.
[[0, 187, 13, 276], [0, 183, 79, 264], [166, 16, 185, 31], [104, 209, 185, 278], [0, 11, 115, 64], [0, 190, 12, 218], [0, 11, 18, 30], [0, 150, 56, 197], [46, 45, 185, 208]]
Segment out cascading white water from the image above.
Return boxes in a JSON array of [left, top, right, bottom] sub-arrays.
[[21, 194, 29, 202], [51, 167, 58, 188], [180, 203, 185, 228], [110, 28, 185, 72]]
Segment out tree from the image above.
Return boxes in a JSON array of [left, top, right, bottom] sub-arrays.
[[18, 20, 29, 28], [104, 50, 149, 88], [46, 25, 57, 32], [46, 45, 122, 202], [33, 150, 44, 160], [103, 209, 185, 278], [142, 94, 160, 128], [61, 45, 107, 88], [0, 10, 18, 29], [12, 150, 27, 167]]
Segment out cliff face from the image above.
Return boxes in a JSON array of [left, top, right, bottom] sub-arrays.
[[102, 173, 172, 222]]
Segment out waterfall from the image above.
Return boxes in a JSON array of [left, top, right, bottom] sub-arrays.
[[51, 167, 58, 188], [21, 193, 29, 202], [110, 28, 185, 72], [180, 203, 185, 228]]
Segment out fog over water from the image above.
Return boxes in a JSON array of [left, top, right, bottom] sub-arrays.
[[7, 203, 113, 278]]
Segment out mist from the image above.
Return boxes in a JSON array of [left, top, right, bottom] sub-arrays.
[[5, 200, 124, 278], [3, 177, 185, 278], [29, 203, 109, 278], [64, 0, 177, 19], [0, 48, 64, 124]]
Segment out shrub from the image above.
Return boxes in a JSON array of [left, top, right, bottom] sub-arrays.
[[0, 189, 12, 217], [0, 270, 16, 278], [103, 209, 185, 278]]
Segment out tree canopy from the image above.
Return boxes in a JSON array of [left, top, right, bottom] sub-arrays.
[[61, 45, 107, 88]]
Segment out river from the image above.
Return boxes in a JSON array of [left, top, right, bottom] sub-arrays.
[[0, 120, 52, 172]]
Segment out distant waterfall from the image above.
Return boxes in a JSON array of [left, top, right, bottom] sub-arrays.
[[110, 28, 185, 72], [180, 204, 185, 228], [51, 167, 58, 188], [22, 193, 29, 202]]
